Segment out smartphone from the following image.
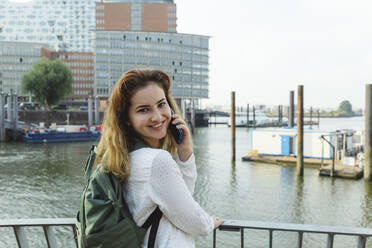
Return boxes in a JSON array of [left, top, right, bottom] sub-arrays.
[[169, 109, 183, 144]]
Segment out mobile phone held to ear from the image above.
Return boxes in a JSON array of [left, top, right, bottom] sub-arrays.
[[169, 109, 183, 144]]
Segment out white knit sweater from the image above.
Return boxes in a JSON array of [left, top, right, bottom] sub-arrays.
[[123, 147, 214, 248]]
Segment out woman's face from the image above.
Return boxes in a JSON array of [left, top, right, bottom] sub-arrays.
[[128, 83, 171, 148]]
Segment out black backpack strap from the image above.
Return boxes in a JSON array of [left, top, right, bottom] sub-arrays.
[[141, 207, 163, 248]]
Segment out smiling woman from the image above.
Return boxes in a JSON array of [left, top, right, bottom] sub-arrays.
[[90, 69, 223, 247]]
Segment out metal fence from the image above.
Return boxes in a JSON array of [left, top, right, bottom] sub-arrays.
[[2, 218, 372, 248], [214, 220, 372, 248], [0, 218, 76, 248]]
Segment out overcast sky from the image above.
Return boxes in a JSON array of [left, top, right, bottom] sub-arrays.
[[176, 0, 372, 109]]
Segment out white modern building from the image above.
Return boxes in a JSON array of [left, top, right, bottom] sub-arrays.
[[94, 30, 209, 99], [0, 0, 100, 52]]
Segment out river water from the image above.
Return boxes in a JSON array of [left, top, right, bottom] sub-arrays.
[[1, 117, 372, 247]]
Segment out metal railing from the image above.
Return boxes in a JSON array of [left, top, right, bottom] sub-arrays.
[[0, 218, 77, 248], [2, 218, 372, 248], [214, 220, 372, 248]]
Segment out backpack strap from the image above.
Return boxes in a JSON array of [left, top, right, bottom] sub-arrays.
[[84, 145, 97, 184], [141, 207, 163, 248]]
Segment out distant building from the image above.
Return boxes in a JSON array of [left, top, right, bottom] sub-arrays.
[[0, 0, 99, 52], [94, 30, 209, 100], [0, 41, 52, 100], [94, 0, 209, 103], [53, 52, 95, 105], [96, 0, 176, 33]]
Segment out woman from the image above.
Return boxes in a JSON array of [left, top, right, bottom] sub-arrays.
[[95, 69, 223, 247]]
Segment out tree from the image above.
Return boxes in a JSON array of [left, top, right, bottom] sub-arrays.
[[21, 58, 73, 107], [338, 100, 353, 114]]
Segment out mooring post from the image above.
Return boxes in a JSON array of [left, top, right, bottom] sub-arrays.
[[310, 106, 313, 129], [94, 95, 99, 126], [191, 99, 195, 133], [278, 105, 281, 125], [88, 95, 93, 127], [13, 93, 18, 141], [365, 84, 372, 181], [231, 91, 236, 162], [317, 109, 320, 128], [253, 105, 256, 128], [247, 104, 249, 127], [289, 90, 294, 128], [297, 85, 304, 177], [7, 94, 12, 122], [0, 92, 5, 141]]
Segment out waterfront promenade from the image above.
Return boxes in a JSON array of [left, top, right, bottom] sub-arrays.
[[0, 117, 371, 247]]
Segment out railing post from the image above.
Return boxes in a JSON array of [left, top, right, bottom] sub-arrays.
[[269, 230, 273, 248], [13, 226, 30, 248], [240, 228, 244, 248], [213, 229, 216, 248], [327, 233, 334, 248], [358, 236, 366, 248], [43, 226, 57, 248], [297, 231, 303, 248]]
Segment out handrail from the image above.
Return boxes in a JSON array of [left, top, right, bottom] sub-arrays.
[[0, 218, 77, 248], [2, 218, 372, 248], [214, 220, 372, 248]]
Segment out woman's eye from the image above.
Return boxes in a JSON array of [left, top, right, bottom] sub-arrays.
[[159, 102, 167, 108], [138, 108, 149, 113]]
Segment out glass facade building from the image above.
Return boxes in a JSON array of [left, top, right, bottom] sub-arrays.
[[0, 0, 100, 52], [94, 30, 209, 99]]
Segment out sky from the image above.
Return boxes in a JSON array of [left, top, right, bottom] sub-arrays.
[[176, 0, 372, 109]]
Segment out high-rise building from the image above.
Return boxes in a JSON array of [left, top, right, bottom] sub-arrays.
[[0, 0, 99, 104], [0, 0, 99, 52], [95, 31, 209, 99], [94, 0, 209, 102]]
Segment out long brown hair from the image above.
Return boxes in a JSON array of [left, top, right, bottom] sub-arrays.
[[95, 69, 181, 181]]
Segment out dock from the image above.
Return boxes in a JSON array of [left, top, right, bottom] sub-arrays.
[[242, 154, 331, 168], [319, 165, 363, 179]]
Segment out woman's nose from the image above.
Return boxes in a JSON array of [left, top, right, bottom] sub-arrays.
[[151, 109, 162, 122]]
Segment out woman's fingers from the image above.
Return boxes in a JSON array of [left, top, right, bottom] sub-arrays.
[[213, 216, 224, 229]]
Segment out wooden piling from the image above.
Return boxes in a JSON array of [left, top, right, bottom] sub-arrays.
[[0, 92, 4, 141], [7, 95, 12, 121], [88, 95, 93, 127], [253, 105, 256, 128], [247, 104, 249, 127], [13, 93, 18, 141], [365, 84, 372, 180], [231, 92, 236, 162], [317, 109, 320, 128], [297, 85, 304, 177], [289, 91, 294, 128], [310, 107, 313, 129], [278, 105, 281, 124], [94, 95, 99, 126]]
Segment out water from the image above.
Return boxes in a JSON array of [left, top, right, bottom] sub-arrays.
[[1, 117, 372, 247]]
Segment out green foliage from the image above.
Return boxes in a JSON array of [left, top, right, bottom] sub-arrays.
[[338, 100, 353, 115], [21, 58, 73, 106]]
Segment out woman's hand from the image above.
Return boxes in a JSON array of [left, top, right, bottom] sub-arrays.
[[169, 113, 193, 161], [212, 216, 224, 229]]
